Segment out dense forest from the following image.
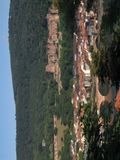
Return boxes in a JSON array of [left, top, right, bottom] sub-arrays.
[[92, 0, 120, 86], [9, 0, 53, 159]]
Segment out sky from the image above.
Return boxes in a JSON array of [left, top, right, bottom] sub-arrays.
[[0, 0, 16, 160]]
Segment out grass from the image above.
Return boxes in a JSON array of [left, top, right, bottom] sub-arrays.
[[56, 118, 67, 159]]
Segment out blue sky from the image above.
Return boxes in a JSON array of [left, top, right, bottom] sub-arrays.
[[0, 0, 16, 160]]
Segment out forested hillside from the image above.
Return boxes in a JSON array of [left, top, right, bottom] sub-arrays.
[[9, 0, 79, 159], [9, 0, 54, 159]]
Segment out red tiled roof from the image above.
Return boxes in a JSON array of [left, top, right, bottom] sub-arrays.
[[115, 89, 120, 111], [46, 65, 55, 73]]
